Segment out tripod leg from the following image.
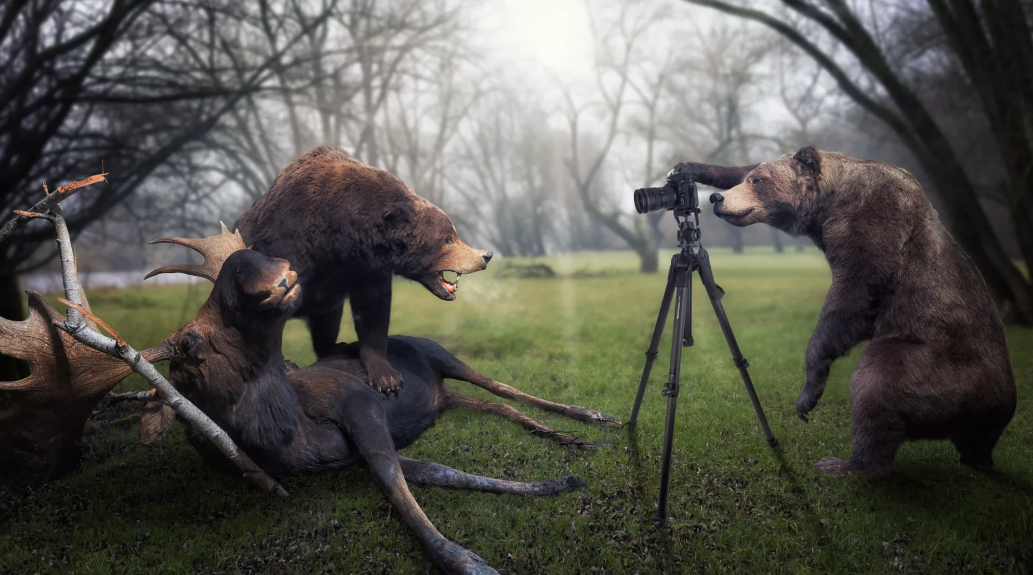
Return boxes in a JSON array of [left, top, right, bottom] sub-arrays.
[[628, 260, 677, 427], [655, 266, 691, 528], [697, 250, 779, 449]]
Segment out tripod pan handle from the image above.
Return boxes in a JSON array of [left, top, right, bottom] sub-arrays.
[[696, 249, 725, 300]]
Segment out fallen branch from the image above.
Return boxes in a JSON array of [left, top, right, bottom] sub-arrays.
[[3, 175, 287, 497], [0, 173, 107, 244]]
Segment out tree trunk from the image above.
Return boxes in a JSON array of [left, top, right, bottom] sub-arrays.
[[771, 227, 784, 253], [927, 159, 1033, 325], [638, 247, 659, 273], [731, 227, 744, 253], [0, 269, 28, 383]]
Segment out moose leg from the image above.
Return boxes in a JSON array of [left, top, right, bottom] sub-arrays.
[[341, 395, 498, 575], [428, 344, 619, 426], [399, 456, 586, 495], [444, 392, 596, 449]]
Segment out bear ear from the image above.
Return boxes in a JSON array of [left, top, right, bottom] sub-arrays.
[[793, 145, 821, 178], [383, 206, 412, 227]]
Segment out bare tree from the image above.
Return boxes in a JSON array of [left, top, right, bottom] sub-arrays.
[[683, 0, 1033, 324], [561, 1, 671, 272], [380, 40, 483, 208], [188, 0, 471, 218], [663, 20, 774, 253], [0, 0, 335, 381], [447, 89, 561, 256]]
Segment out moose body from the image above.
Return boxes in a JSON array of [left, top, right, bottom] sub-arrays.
[[163, 246, 615, 574], [179, 337, 524, 476]]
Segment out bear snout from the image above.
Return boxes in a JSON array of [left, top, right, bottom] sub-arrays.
[[710, 193, 723, 205], [482, 251, 493, 266]]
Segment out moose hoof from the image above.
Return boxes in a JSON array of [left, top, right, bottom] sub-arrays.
[[440, 543, 499, 575], [593, 411, 622, 428], [816, 456, 850, 476], [534, 475, 587, 496]]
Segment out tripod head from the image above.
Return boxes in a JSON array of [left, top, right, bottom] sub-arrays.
[[634, 170, 699, 215], [633, 167, 703, 253]]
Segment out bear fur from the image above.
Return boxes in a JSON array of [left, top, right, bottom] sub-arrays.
[[678, 146, 1017, 477], [235, 146, 491, 392]]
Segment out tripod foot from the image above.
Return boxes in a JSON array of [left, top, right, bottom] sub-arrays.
[[767, 437, 781, 450]]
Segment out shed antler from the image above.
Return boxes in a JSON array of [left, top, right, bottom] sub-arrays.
[[145, 222, 247, 282], [0, 291, 172, 488]]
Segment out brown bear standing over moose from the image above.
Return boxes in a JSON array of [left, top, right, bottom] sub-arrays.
[[0, 144, 1018, 574]]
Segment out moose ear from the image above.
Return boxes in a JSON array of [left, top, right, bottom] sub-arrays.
[[793, 145, 821, 178]]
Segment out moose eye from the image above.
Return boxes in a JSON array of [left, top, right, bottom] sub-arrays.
[[444, 236, 454, 245], [178, 334, 203, 359], [751, 178, 762, 185]]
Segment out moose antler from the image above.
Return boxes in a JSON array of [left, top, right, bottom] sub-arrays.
[[0, 291, 171, 486], [144, 222, 247, 282]]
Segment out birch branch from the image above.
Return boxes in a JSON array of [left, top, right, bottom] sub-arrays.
[[0, 173, 108, 244], [3, 175, 288, 498], [57, 314, 288, 497]]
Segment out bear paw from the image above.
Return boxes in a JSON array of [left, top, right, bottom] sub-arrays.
[[795, 387, 821, 422], [362, 354, 404, 394]]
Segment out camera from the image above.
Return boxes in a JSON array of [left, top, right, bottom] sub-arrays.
[[633, 170, 698, 214]]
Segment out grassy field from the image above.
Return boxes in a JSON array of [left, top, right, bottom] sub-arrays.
[[1, 248, 1031, 574]]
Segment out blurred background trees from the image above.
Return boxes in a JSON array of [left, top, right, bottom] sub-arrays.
[[2, 0, 1032, 379]]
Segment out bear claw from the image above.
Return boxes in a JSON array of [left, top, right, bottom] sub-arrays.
[[795, 387, 820, 422]]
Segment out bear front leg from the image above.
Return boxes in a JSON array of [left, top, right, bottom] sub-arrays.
[[351, 274, 403, 393], [672, 162, 759, 189], [796, 279, 878, 422], [795, 215, 904, 422]]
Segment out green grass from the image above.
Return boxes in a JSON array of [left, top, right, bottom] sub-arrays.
[[2, 247, 1031, 574]]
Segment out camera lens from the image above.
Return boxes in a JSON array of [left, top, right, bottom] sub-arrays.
[[634, 187, 665, 214]]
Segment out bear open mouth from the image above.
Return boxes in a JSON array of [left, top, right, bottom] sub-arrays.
[[419, 270, 461, 301]]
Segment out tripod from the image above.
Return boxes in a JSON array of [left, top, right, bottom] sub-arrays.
[[627, 206, 779, 528]]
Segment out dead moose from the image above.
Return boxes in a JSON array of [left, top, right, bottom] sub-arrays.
[[139, 227, 619, 574]]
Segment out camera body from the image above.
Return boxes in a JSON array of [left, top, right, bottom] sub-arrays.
[[633, 170, 699, 214]]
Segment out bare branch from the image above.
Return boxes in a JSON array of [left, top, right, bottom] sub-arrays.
[[0, 173, 108, 244]]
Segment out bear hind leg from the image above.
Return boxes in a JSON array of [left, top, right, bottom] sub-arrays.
[[816, 419, 904, 480], [951, 431, 1000, 468], [817, 366, 905, 479]]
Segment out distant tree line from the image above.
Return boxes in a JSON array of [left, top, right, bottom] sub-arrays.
[[2, 0, 1031, 385]]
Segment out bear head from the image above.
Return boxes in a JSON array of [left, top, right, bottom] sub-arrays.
[[384, 195, 493, 302], [710, 145, 824, 236]]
